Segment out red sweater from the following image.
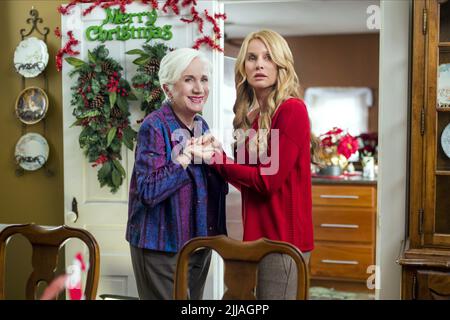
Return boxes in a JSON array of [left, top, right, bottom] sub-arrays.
[[212, 98, 314, 252]]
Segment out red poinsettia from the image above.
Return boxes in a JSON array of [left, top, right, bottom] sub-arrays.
[[337, 134, 359, 159], [319, 127, 359, 161]]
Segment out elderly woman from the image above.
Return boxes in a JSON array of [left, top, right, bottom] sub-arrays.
[[126, 48, 228, 300]]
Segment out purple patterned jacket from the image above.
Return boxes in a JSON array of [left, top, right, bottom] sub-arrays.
[[126, 102, 228, 252]]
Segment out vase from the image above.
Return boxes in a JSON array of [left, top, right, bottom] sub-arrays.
[[319, 165, 342, 176], [361, 156, 375, 178]]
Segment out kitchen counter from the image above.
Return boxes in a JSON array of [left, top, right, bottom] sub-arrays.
[[312, 174, 377, 185]]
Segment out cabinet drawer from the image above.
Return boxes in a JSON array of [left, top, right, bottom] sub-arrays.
[[313, 207, 375, 243], [312, 185, 376, 208], [310, 243, 374, 280]]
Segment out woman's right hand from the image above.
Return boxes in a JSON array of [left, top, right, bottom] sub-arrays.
[[189, 141, 217, 164], [196, 133, 223, 153], [176, 137, 217, 168]]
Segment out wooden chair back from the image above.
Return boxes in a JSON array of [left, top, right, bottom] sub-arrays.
[[174, 235, 309, 300], [0, 224, 100, 300]]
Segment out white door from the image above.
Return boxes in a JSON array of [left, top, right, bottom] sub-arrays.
[[62, 1, 225, 299]]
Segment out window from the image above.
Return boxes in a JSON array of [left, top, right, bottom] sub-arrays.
[[304, 87, 373, 137]]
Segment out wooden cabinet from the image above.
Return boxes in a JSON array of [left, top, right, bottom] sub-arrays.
[[310, 183, 377, 283], [415, 270, 450, 299], [398, 0, 450, 299], [400, 246, 450, 300]]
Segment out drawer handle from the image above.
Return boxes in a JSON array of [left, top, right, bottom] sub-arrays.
[[320, 223, 359, 229], [321, 259, 359, 265], [319, 195, 359, 199]]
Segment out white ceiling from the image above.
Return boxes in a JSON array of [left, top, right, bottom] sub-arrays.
[[223, 0, 381, 38]]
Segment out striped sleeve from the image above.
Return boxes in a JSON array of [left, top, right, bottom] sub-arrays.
[[134, 121, 191, 208]]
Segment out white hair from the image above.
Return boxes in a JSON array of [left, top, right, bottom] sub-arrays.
[[158, 48, 211, 99]]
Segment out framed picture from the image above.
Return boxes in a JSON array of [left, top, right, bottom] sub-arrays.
[[15, 86, 49, 125], [438, 63, 450, 108]]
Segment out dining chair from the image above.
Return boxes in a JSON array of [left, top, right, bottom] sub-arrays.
[[0, 223, 100, 300], [174, 235, 309, 300]]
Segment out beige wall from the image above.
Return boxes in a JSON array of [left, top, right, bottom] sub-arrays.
[[376, 0, 410, 300], [0, 0, 66, 299], [225, 33, 380, 132]]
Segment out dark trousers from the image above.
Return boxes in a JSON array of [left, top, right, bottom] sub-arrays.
[[130, 245, 211, 300]]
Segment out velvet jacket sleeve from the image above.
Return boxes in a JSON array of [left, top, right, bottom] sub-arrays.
[[135, 121, 191, 207], [213, 100, 309, 195]]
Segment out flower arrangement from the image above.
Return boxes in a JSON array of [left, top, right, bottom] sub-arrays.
[[318, 127, 359, 167], [357, 132, 378, 158]]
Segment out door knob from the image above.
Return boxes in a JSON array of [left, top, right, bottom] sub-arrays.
[[66, 197, 79, 223]]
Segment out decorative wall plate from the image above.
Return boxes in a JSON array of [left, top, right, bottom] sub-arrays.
[[442, 123, 450, 159], [15, 86, 49, 125], [438, 64, 450, 107], [13, 37, 49, 78], [15, 133, 49, 171]]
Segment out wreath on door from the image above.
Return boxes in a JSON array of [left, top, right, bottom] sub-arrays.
[[127, 43, 170, 118], [66, 45, 137, 193]]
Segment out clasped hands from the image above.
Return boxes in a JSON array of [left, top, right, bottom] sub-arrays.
[[177, 133, 222, 168]]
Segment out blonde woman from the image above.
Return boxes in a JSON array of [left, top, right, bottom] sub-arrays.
[[209, 29, 315, 299]]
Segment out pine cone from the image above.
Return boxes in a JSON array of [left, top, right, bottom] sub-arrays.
[[143, 58, 160, 75], [101, 61, 114, 74], [150, 58, 159, 67], [90, 95, 105, 108], [149, 87, 162, 102], [79, 72, 94, 84], [111, 106, 122, 118]]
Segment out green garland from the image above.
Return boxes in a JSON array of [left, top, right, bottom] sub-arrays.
[[127, 43, 170, 116], [66, 45, 137, 193]]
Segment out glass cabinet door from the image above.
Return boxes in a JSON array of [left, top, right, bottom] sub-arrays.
[[424, 0, 450, 246]]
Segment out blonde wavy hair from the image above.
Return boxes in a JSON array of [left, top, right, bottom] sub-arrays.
[[233, 30, 300, 154], [233, 29, 320, 162]]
